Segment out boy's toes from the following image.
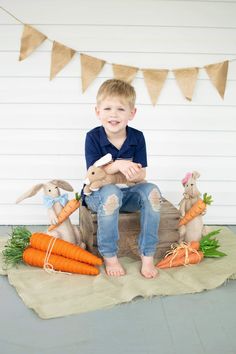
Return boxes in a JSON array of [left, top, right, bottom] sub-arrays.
[[141, 268, 157, 278], [141, 255, 159, 279], [104, 256, 125, 277], [141, 267, 159, 278], [106, 266, 125, 277]]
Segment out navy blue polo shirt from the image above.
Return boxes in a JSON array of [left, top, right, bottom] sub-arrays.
[[81, 126, 147, 205], [85, 126, 147, 168]]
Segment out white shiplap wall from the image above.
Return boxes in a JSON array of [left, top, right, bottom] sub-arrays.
[[0, 0, 236, 225]]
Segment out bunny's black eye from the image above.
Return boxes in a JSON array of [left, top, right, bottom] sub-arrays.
[[92, 172, 95, 175], [191, 184, 194, 186], [49, 189, 51, 192], [186, 184, 188, 187]]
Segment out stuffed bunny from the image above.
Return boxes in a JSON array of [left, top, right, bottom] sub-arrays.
[[178, 171, 208, 243], [83, 154, 145, 196], [16, 179, 85, 247]]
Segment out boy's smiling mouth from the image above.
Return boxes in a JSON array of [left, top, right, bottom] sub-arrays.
[[108, 120, 120, 125]]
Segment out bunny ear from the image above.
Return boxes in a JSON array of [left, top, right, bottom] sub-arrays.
[[94, 153, 112, 167], [16, 184, 44, 203], [181, 172, 192, 186], [50, 180, 74, 191], [192, 171, 200, 180]]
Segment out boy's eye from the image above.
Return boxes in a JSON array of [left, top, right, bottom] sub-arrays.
[[118, 108, 125, 111], [104, 108, 111, 110]]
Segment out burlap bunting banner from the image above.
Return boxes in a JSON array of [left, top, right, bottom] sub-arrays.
[[142, 69, 169, 105], [112, 64, 138, 83], [80, 54, 106, 92], [204, 61, 229, 99], [12, 8, 232, 103], [173, 67, 199, 101], [50, 41, 76, 80], [19, 24, 47, 61]]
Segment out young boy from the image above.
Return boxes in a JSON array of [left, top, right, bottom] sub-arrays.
[[83, 79, 162, 278]]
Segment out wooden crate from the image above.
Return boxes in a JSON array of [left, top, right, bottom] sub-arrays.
[[79, 198, 180, 261]]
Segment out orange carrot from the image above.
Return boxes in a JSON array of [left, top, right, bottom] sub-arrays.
[[157, 251, 204, 269], [3, 227, 103, 267], [29, 232, 103, 266], [178, 193, 213, 226], [48, 193, 81, 231], [23, 247, 99, 275]]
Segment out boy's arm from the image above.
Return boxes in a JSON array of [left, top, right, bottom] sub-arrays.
[[103, 159, 146, 181]]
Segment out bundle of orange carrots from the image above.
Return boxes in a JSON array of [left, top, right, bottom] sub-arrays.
[[156, 229, 226, 269], [3, 226, 103, 276]]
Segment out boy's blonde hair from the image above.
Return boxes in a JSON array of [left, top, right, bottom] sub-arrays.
[[96, 79, 136, 108]]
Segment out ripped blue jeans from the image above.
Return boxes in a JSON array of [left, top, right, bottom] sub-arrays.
[[85, 183, 162, 258]]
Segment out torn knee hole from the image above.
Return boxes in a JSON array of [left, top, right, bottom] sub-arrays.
[[148, 189, 161, 211], [103, 194, 119, 215]]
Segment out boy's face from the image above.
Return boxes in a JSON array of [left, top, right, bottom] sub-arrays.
[[95, 96, 136, 136]]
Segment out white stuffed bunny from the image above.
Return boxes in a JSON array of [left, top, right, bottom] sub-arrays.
[[16, 179, 85, 246], [83, 154, 145, 196], [178, 171, 208, 243]]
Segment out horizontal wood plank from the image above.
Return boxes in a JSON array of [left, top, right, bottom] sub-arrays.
[[0, 155, 235, 180], [1, 52, 236, 77], [1, 179, 235, 206], [1, 1, 236, 27], [0, 204, 234, 225], [1, 77, 236, 105], [0, 104, 236, 131], [0, 129, 235, 157], [1, 24, 236, 53]]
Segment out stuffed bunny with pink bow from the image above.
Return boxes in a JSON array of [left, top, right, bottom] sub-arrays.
[[178, 171, 209, 243], [16, 180, 85, 247]]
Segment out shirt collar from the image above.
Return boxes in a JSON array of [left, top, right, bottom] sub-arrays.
[[99, 126, 111, 146], [99, 126, 138, 147]]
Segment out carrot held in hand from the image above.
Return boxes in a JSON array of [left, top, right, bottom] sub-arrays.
[[22, 247, 99, 275], [48, 193, 81, 231], [178, 193, 213, 226], [156, 229, 226, 269], [3, 226, 103, 267]]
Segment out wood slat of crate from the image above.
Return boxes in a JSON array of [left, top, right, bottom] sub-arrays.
[[79, 198, 180, 261]]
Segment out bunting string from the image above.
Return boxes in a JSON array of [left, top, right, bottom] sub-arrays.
[[1, 5, 236, 105]]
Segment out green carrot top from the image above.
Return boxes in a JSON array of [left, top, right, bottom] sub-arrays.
[[199, 229, 226, 257], [202, 193, 213, 205]]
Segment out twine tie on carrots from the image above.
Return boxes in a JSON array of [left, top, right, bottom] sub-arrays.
[[165, 242, 202, 267], [43, 236, 71, 275]]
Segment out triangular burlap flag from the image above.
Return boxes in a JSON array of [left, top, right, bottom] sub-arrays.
[[204, 61, 228, 99], [19, 25, 47, 61], [173, 67, 199, 101], [112, 64, 138, 83], [142, 69, 168, 105], [50, 41, 76, 80], [80, 54, 106, 92]]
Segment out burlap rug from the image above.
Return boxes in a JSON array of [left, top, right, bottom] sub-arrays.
[[0, 226, 236, 319]]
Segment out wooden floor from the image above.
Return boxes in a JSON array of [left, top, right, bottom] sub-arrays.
[[0, 225, 236, 354]]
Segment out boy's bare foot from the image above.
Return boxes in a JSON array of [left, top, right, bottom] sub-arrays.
[[141, 255, 159, 279], [104, 256, 126, 277]]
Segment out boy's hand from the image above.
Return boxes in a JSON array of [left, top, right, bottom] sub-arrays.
[[117, 160, 142, 180]]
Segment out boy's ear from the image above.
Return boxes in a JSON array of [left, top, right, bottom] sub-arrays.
[[129, 107, 137, 121], [95, 106, 100, 117]]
